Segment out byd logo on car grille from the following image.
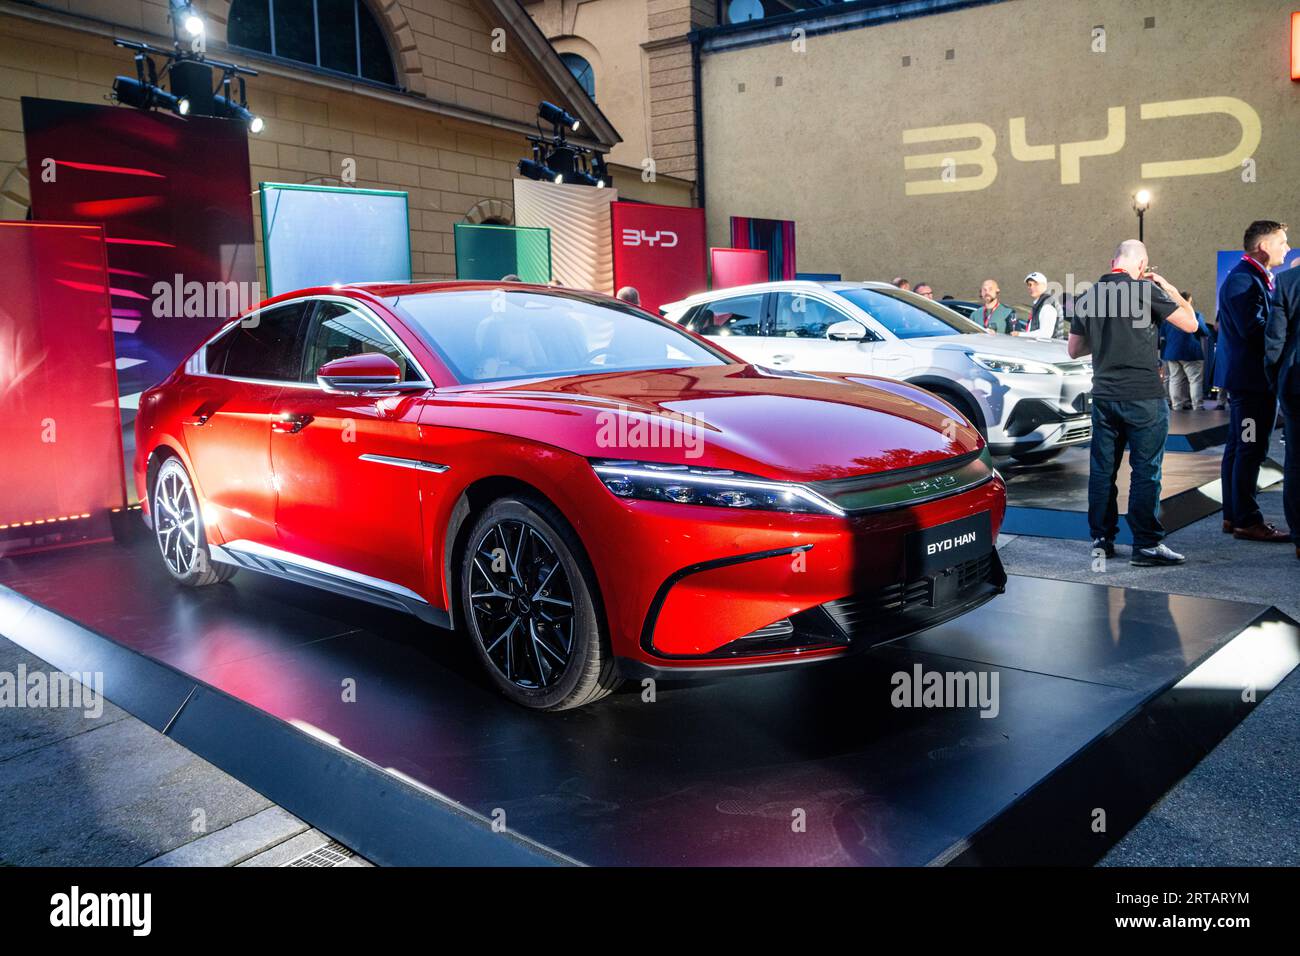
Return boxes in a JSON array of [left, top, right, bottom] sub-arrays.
[[621, 229, 678, 248], [926, 530, 979, 557], [908, 473, 958, 497]]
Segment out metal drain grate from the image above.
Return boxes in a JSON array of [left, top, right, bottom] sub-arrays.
[[281, 841, 354, 867]]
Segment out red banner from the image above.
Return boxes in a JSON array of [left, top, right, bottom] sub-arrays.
[[709, 247, 769, 290], [610, 201, 707, 313]]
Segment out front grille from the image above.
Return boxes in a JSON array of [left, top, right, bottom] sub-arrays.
[[1061, 421, 1091, 442], [821, 552, 994, 640]]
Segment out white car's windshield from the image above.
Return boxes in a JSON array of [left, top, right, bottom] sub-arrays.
[[837, 288, 985, 339], [387, 289, 728, 384]]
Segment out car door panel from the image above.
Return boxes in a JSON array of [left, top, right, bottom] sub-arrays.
[[270, 300, 432, 598]]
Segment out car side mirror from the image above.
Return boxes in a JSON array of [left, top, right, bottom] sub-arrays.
[[317, 352, 404, 392], [827, 319, 867, 342]]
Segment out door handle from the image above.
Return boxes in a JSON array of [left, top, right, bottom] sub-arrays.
[[272, 413, 314, 434]]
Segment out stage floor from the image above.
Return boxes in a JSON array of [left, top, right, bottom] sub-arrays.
[[1166, 408, 1229, 452], [1, 536, 1296, 865]]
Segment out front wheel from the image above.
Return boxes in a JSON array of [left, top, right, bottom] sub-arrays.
[[461, 497, 621, 711], [152, 457, 236, 587]]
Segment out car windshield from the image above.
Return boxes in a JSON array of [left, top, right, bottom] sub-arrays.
[[836, 288, 985, 338], [386, 289, 728, 384]]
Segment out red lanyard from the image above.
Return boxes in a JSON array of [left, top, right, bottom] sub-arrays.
[[1241, 254, 1274, 291]]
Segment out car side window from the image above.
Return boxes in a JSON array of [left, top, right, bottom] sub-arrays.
[[772, 293, 847, 338], [688, 294, 765, 337], [210, 302, 308, 380], [301, 301, 416, 382]]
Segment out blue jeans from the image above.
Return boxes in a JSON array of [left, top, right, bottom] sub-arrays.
[[1088, 398, 1169, 548], [1221, 391, 1277, 528]]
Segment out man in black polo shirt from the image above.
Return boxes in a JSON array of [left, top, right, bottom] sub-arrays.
[[1068, 240, 1199, 565]]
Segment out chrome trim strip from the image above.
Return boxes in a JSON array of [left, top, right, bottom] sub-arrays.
[[209, 539, 450, 628], [359, 454, 450, 473]]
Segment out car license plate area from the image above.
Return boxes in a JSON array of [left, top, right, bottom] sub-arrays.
[[906, 512, 993, 594]]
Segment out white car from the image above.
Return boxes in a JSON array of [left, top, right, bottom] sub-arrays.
[[661, 281, 1093, 463]]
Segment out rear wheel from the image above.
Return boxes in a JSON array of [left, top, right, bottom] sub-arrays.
[[152, 457, 236, 587], [460, 497, 620, 711]]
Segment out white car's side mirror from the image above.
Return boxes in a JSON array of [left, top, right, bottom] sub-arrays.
[[827, 319, 867, 342]]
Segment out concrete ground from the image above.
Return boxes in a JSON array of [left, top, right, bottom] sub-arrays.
[[997, 430, 1299, 865], [0, 636, 368, 867]]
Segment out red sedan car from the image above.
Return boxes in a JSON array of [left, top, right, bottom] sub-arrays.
[[134, 282, 1007, 710]]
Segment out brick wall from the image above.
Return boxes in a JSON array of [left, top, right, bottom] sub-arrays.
[[0, 0, 584, 281], [644, 0, 711, 181]]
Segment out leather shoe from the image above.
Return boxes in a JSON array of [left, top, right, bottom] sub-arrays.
[[1222, 520, 1234, 533], [1233, 522, 1292, 543]]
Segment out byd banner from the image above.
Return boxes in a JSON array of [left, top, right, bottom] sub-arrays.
[[610, 201, 707, 314]]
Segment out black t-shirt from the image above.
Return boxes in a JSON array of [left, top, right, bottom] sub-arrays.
[[1069, 272, 1178, 400]]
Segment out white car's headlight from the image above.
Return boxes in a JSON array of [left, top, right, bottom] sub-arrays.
[[971, 354, 1057, 375], [590, 459, 844, 515]]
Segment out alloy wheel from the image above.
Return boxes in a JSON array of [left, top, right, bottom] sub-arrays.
[[468, 519, 576, 689], [155, 464, 201, 577]]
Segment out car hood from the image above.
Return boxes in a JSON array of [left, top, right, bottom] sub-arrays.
[[915, 334, 1076, 364], [430, 364, 983, 483]]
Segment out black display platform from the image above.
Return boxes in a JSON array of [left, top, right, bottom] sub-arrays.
[[1002, 447, 1283, 542], [2, 537, 1297, 866], [1166, 408, 1229, 452]]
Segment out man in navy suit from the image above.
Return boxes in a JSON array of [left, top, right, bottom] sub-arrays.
[[1217, 220, 1291, 542], [1266, 261, 1300, 560]]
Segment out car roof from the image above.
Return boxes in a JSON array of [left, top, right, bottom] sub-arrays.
[[662, 279, 897, 310]]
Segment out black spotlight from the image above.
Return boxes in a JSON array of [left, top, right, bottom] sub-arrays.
[[214, 94, 264, 133], [568, 169, 605, 188], [112, 75, 190, 116], [591, 153, 611, 188], [517, 158, 563, 184], [538, 101, 580, 132]]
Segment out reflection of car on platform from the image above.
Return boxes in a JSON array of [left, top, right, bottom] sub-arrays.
[[662, 281, 1093, 464], [135, 282, 1006, 710]]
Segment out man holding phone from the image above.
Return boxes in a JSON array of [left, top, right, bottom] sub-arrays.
[[1068, 239, 1199, 565]]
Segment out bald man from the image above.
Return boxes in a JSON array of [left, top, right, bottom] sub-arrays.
[[1068, 239, 1198, 566]]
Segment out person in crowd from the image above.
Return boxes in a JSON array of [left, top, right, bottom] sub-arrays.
[[976, 279, 1018, 334], [500, 273, 522, 282], [616, 286, 641, 305], [891, 277, 911, 291], [1162, 291, 1208, 410], [1265, 261, 1300, 561], [913, 282, 934, 299], [1218, 220, 1292, 543], [1022, 271, 1060, 339], [1067, 239, 1198, 565], [1202, 307, 1220, 407]]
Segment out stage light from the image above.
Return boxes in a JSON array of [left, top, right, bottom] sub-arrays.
[[518, 158, 563, 183], [112, 75, 191, 117], [170, 0, 205, 38], [214, 94, 264, 133], [568, 169, 604, 188], [539, 101, 580, 132], [1134, 189, 1151, 209], [184, 14, 205, 37]]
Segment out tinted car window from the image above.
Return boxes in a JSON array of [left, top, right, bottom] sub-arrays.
[[387, 289, 726, 384], [301, 301, 416, 381], [212, 302, 308, 379], [772, 293, 846, 338], [835, 288, 984, 339], [688, 294, 764, 337]]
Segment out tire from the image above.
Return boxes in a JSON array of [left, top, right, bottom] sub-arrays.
[[922, 385, 987, 439], [460, 496, 621, 711], [152, 457, 237, 587], [1010, 448, 1066, 465]]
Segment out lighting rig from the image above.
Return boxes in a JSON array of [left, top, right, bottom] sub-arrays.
[[109, 2, 263, 133], [517, 101, 609, 188]]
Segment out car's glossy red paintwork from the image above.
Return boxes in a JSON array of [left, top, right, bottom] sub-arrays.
[[134, 282, 1006, 674]]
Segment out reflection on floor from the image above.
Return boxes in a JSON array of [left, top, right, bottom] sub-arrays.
[[0, 536, 1295, 866]]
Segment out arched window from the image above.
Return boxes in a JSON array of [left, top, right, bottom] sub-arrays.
[[560, 53, 595, 102], [228, 0, 396, 86]]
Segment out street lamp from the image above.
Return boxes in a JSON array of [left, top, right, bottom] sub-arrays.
[[1133, 189, 1152, 242]]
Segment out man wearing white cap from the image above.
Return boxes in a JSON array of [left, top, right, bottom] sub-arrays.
[[1023, 271, 1060, 339]]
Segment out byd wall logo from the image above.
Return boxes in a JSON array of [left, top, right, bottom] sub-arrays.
[[620, 229, 678, 248]]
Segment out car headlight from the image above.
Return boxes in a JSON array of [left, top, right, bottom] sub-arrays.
[[590, 459, 844, 515], [971, 354, 1057, 375]]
